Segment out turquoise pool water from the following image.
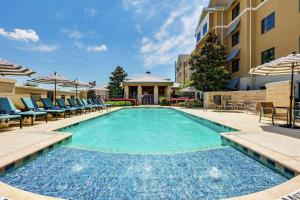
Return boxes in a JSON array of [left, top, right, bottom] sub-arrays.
[[60, 108, 235, 154]]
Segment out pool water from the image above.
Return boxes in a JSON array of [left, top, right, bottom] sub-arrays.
[[0, 147, 287, 200], [0, 108, 288, 199], [60, 108, 235, 154]]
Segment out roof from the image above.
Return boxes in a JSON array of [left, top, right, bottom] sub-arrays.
[[197, 0, 235, 29], [123, 74, 173, 84]]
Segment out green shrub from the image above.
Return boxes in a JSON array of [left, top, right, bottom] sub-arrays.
[[194, 100, 203, 107], [159, 97, 169, 106], [106, 101, 133, 107]]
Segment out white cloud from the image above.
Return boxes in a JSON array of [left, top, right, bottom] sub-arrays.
[[87, 44, 107, 52], [85, 8, 98, 17], [0, 28, 39, 42], [19, 44, 60, 52], [61, 28, 82, 39], [122, 0, 146, 10], [139, 0, 207, 67], [75, 42, 107, 52]]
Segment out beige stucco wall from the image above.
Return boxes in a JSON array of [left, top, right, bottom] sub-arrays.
[[194, 0, 300, 90], [0, 78, 16, 98], [265, 81, 292, 107]]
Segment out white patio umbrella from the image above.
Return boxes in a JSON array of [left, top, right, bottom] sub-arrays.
[[29, 72, 71, 105], [250, 52, 300, 127], [179, 86, 200, 93], [0, 59, 36, 77], [60, 78, 91, 98]]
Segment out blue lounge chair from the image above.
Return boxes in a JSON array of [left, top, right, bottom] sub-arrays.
[[82, 99, 100, 111], [0, 114, 22, 129], [40, 98, 67, 119], [99, 99, 112, 107], [67, 98, 86, 114], [76, 98, 93, 112], [0, 97, 47, 126], [88, 99, 103, 110], [22, 97, 66, 121], [56, 98, 78, 116]]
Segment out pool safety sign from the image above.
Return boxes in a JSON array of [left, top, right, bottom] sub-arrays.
[[278, 189, 300, 200]]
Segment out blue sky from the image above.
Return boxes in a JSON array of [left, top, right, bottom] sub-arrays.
[[0, 0, 208, 86]]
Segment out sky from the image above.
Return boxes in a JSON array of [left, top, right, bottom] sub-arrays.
[[0, 0, 208, 86]]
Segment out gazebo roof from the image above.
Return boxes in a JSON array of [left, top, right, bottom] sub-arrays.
[[123, 74, 173, 84]]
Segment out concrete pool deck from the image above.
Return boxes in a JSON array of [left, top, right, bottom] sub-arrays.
[[0, 106, 300, 199]]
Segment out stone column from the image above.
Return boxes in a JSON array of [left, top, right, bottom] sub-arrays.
[[137, 85, 142, 104], [154, 85, 159, 104], [166, 86, 172, 98], [124, 85, 129, 98]]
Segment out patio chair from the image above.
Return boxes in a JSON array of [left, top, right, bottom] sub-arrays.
[[99, 99, 112, 107], [93, 99, 110, 112], [76, 98, 93, 112], [0, 97, 47, 126], [0, 114, 22, 129], [259, 102, 289, 125], [40, 98, 67, 119], [56, 98, 78, 116], [67, 98, 87, 114], [82, 99, 99, 111]]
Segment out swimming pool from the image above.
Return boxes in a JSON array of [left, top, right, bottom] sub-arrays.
[[59, 108, 236, 154], [0, 108, 288, 199]]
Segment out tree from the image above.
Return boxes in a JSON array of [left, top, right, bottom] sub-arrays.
[[23, 81, 38, 87], [189, 31, 230, 92], [107, 66, 127, 97]]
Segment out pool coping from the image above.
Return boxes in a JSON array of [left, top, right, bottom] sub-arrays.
[[1, 106, 300, 200]]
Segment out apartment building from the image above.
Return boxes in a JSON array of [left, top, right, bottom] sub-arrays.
[[194, 0, 300, 91], [175, 54, 192, 85]]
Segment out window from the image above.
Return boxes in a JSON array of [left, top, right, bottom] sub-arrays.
[[196, 32, 201, 42], [261, 47, 275, 64], [232, 59, 240, 73], [232, 31, 240, 47], [261, 12, 275, 34], [232, 3, 240, 20], [203, 23, 208, 35]]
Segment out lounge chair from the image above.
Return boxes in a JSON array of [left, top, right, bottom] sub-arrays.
[[67, 98, 87, 114], [259, 102, 289, 125], [0, 97, 47, 126], [82, 99, 100, 111], [40, 98, 67, 119], [56, 98, 78, 116], [22, 97, 66, 121], [0, 114, 22, 129], [99, 99, 112, 107], [76, 98, 94, 112], [88, 99, 103, 110]]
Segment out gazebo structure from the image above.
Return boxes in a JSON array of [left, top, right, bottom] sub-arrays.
[[123, 72, 174, 105]]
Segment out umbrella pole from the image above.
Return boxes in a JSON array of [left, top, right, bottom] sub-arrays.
[[76, 85, 78, 99], [289, 63, 295, 127], [54, 79, 57, 106]]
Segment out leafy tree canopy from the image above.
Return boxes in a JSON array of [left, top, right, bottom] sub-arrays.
[[189, 31, 230, 92], [107, 66, 127, 96]]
